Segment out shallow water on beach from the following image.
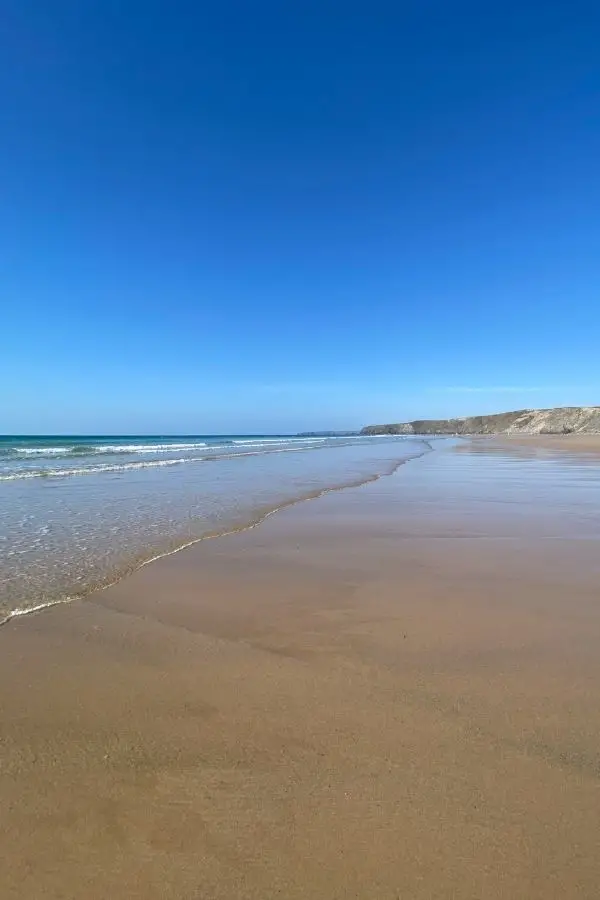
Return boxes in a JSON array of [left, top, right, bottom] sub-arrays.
[[0, 434, 428, 619], [3, 435, 600, 621], [352, 439, 600, 549]]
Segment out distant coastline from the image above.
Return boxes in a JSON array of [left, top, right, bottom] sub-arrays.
[[361, 406, 600, 436]]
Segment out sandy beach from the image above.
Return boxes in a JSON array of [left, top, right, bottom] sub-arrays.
[[474, 433, 600, 453], [2, 438, 600, 899]]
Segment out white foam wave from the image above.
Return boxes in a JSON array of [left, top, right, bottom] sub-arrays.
[[8, 441, 210, 459], [231, 437, 326, 446], [4, 439, 331, 461], [92, 442, 209, 453], [0, 445, 319, 481], [0, 597, 75, 626], [17, 447, 70, 455], [0, 457, 209, 480]]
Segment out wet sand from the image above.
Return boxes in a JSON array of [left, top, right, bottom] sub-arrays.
[[2, 441, 600, 899], [476, 432, 600, 454]]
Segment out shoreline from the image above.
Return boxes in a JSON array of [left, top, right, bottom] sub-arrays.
[[4, 431, 600, 631], [0, 442, 432, 629]]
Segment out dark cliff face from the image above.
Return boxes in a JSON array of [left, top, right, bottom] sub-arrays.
[[361, 407, 600, 436]]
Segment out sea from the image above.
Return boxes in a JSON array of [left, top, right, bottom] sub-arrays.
[[0, 433, 430, 621]]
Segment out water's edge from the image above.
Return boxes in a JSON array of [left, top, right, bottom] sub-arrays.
[[0, 441, 433, 628]]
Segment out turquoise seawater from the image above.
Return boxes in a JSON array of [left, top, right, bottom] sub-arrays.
[[0, 434, 429, 619]]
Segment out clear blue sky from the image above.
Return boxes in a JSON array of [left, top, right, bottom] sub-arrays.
[[2, 1, 599, 433]]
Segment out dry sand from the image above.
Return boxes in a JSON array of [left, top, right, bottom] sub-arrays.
[[2, 439, 600, 899]]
